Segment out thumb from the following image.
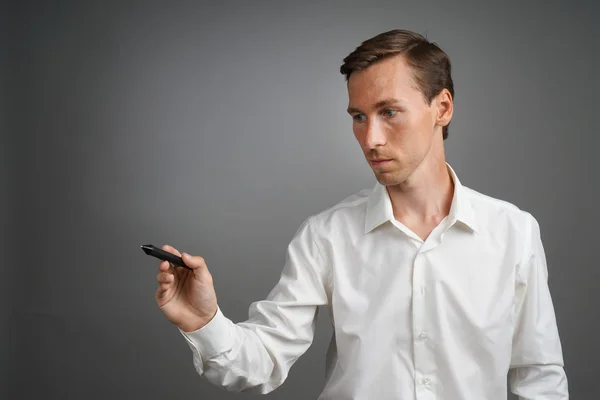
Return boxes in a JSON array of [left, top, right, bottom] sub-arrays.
[[181, 253, 208, 277]]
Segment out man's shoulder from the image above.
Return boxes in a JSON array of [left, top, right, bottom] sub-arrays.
[[462, 185, 536, 228], [305, 186, 372, 230]]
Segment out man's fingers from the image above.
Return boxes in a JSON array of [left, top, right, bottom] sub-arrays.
[[156, 277, 173, 296], [162, 244, 182, 257], [159, 260, 171, 272], [156, 285, 168, 297], [157, 271, 174, 284], [181, 253, 207, 271], [158, 246, 205, 274]]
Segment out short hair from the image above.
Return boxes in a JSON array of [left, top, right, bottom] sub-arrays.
[[340, 29, 454, 140]]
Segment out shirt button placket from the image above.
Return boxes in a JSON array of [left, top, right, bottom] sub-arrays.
[[413, 252, 434, 400]]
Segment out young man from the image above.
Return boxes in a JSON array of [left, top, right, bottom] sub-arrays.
[[155, 29, 568, 399]]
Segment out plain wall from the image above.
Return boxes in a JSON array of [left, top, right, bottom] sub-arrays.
[[2, 1, 15, 398], [8, 0, 599, 399]]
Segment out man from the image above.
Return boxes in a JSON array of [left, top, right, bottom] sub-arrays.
[[155, 29, 568, 399]]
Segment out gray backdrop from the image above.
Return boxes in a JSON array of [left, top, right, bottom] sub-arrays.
[[5, 0, 599, 399], [2, 2, 12, 399]]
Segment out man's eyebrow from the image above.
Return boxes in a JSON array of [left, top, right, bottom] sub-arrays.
[[374, 99, 400, 108], [346, 99, 400, 114]]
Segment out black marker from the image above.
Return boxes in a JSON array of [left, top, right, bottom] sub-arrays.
[[141, 244, 192, 270]]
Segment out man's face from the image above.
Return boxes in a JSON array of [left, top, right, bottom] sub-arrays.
[[347, 55, 448, 186]]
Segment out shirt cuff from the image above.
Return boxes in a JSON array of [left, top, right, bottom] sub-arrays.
[[178, 306, 236, 360]]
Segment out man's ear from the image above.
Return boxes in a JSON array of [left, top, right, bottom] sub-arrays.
[[435, 88, 453, 128]]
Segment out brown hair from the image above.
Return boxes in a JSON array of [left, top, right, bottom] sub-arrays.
[[340, 29, 454, 140]]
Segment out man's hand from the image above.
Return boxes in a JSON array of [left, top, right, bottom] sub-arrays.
[[155, 245, 218, 332]]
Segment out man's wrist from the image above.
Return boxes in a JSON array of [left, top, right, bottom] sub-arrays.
[[178, 308, 218, 333], [178, 307, 235, 360]]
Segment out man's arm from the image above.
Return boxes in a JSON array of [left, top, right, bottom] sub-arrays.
[[178, 216, 330, 394], [508, 213, 568, 399]]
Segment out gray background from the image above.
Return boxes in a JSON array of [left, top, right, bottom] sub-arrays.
[[5, 0, 599, 399], [2, 1, 13, 399]]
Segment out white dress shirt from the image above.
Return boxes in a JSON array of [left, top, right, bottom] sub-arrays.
[[179, 163, 568, 399]]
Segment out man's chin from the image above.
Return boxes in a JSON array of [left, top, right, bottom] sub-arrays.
[[373, 170, 401, 186]]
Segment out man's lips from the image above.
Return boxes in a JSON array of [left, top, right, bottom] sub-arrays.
[[370, 159, 392, 165]]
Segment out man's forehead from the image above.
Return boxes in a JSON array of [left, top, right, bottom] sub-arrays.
[[347, 78, 399, 103], [347, 73, 415, 106]]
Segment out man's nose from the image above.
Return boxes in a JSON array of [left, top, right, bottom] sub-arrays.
[[364, 119, 386, 149]]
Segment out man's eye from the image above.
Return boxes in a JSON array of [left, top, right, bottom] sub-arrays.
[[353, 114, 366, 122], [383, 109, 397, 117]]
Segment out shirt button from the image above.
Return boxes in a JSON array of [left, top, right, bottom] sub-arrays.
[[421, 377, 430, 385], [419, 332, 428, 339]]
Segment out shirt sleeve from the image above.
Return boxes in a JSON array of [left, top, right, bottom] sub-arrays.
[[177, 216, 330, 394], [508, 212, 569, 399]]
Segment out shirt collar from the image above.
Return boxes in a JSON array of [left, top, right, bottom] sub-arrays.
[[364, 163, 479, 234]]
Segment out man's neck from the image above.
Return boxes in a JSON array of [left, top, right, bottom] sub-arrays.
[[386, 142, 454, 236]]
